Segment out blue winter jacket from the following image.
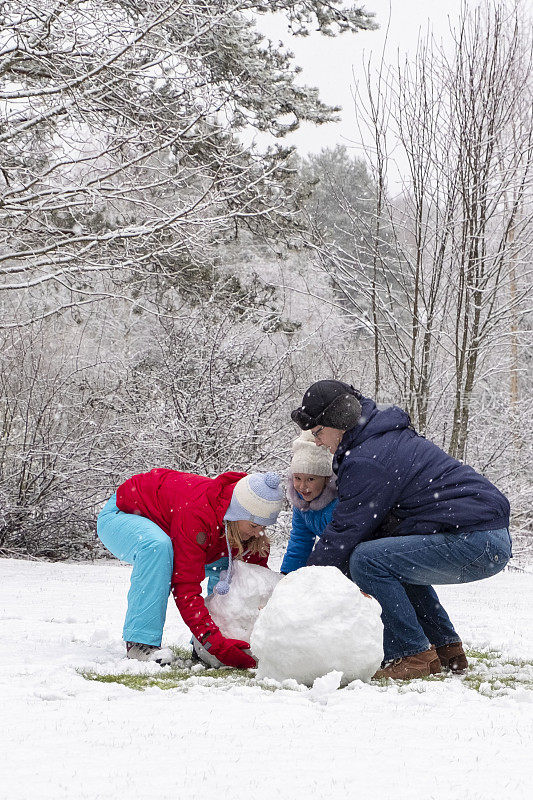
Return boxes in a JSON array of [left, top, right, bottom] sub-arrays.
[[281, 477, 338, 573], [307, 394, 510, 575]]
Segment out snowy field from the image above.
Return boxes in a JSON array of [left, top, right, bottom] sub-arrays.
[[1, 555, 532, 800]]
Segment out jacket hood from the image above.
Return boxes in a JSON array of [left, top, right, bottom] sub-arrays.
[[335, 395, 411, 464], [286, 473, 337, 511]]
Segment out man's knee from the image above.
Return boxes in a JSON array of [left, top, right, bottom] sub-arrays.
[[349, 543, 374, 584]]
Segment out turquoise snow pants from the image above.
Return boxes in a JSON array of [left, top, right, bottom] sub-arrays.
[[97, 494, 173, 646]]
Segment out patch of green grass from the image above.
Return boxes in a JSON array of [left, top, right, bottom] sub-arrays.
[[171, 645, 198, 661], [465, 648, 501, 662], [501, 658, 533, 669], [364, 648, 533, 696], [81, 666, 251, 692], [461, 648, 533, 695], [79, 646, 255, 692], [462, 674, 526, 693], [78, 646, 533, 697]]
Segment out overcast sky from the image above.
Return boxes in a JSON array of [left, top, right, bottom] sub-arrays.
[[254, 0, 465, 156]]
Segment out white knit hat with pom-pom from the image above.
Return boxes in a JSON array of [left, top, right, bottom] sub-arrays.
[[290, 430, 333, 477]]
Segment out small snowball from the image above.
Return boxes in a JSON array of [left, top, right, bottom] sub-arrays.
[[309, 670, 343, 704]]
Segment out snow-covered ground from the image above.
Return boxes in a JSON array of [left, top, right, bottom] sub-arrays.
[[1, 555, 532, 800]]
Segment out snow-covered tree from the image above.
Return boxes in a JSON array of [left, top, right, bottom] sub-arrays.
[[0, 0, 375, 327], [301, 3, 533, 547], [0, 1, 379, 557], [313, 2, 533, 453], [298, 144, 396, 326]]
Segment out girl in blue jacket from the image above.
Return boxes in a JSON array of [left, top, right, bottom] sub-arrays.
[[281, 430, 338, 574]]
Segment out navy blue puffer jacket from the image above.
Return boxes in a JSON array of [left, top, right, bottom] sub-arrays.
[[307, 394, 510, 574]]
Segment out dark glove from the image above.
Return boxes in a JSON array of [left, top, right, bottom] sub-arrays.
[[205, 629, 256, 669]]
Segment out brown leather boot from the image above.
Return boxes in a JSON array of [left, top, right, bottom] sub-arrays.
[[373, 647, 442, 680], [436, 642, 468, 674]]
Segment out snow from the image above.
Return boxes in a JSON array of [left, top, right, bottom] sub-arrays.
[[193, 560, 281, 666], [1, 555, 533, 800], [251, 566, 383, 685], [206, 560, 282, 643]]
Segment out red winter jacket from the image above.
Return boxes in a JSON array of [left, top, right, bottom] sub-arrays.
[[116, 468, 269, 642]]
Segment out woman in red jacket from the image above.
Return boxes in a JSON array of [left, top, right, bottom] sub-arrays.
[[97, 469, 283, 669]]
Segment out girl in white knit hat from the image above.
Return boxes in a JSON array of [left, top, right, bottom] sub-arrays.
[[281, 430, 338, 574]]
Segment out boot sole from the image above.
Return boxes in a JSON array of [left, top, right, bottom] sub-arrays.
[[373, 657, 442, 680]]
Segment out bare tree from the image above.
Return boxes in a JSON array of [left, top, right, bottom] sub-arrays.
[[0, 322, 120, 557], [312, 2, 533, 463]]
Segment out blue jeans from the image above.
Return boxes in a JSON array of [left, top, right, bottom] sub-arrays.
[[349, 528, 512, 661], [97, 494, 174, 646]]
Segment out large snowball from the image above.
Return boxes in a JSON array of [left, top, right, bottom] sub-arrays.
[[250, 566, 384, 685], [193, 560, 281, 667]]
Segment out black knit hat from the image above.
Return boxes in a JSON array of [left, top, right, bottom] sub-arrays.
[[291, 380, 362, 431]]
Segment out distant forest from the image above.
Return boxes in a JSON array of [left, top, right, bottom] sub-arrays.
[[1, 1, 531, 561]]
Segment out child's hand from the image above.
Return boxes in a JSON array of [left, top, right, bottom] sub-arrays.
[[206, 630, 256, 669]]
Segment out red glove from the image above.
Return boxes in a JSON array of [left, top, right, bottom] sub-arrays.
[[203, 630, 256, 669]]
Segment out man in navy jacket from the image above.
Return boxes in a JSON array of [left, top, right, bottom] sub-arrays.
[[291, 380, 512, 680]]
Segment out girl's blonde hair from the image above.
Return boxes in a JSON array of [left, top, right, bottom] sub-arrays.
[[226, 520, 270, 560]]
